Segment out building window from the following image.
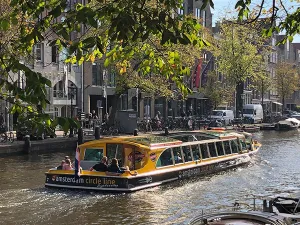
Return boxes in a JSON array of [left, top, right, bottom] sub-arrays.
[[54, 107, 59, 117], [35, 43, 43, 61], [107, 66, 116, 87], [144, 97, 151, 118], [177, 3, 184, 15], [154, 97, 164, 117], [195, 8, 201, 19], [92, 63, 103, 86], [272, 37, 276, 46], [120, 94, 128, 110], [202, 10, 206, 27], [51, 45, 58, 63]]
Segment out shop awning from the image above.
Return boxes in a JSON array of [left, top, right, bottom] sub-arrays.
[[252, 99, 282, 105], [272, 101, 283, 106]]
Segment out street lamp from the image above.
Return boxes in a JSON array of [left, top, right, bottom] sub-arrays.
[[68, 86, 77, 137]]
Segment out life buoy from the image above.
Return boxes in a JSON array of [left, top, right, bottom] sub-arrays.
[[210, 127, 226, 131]]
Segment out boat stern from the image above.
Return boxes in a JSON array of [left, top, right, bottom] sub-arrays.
[[45, 170, 133, 192]]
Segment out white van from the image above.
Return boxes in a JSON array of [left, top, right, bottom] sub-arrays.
[[210, 110, 235, 125], [242, 104, 263, 124]]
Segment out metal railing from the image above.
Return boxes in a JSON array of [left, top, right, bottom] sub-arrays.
[[53, 90, 77, 101]]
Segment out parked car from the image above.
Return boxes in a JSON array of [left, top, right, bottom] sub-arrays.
[[210, 110, 234, 125], [242, 104, 263, 124], [283, 110, 300, 118]]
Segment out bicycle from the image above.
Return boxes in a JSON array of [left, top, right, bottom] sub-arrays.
[[0, 131, 14, 143]]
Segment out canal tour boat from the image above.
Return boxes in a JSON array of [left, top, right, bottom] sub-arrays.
[[45, 130, 261, 192]]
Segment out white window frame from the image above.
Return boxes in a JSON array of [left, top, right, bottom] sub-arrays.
[[54, 107, 59, 117], [51, 45, 58, 63], [272, 37, 276, 46], [202, 10, 206, 27], [35, 43, 43, 62], [177, 3, 184, 15], [195, 8, 201, 19]]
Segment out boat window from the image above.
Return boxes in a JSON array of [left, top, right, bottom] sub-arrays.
[[189, 135, 198, 142], [230, 139, 240, 153], [223, 141, 232, 154], [106, 144, 123, 166], [215, 142, 224, 156], [195, 135, 214, 141], [171, 135, 188, 142], [200, 144, 209, 159], [156, 148, 173, 167], [84, 148, 103, 161], [208, 142, 217, 157], [239, 139, 247, 150], [172, 147, 183, 164], [191, 144, 200, 160], [182, 146, 192, 162], [172, 135, 197, 142]]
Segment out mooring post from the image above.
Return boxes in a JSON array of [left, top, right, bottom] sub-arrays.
[[23, 135, 31, 154], [77, 127, 84, 144], [269, 200, 273, 213], [133, 129, 138, 136], [263, 199, 267, 212], [164, 127, 169, 135], [95, 126, 100, 140]]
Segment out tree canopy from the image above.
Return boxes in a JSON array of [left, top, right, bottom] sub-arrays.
[[0, 0, 208, 132], [211, 21, 270, 117], [203, 0, 300, 43], [0, 0, 299, 131], [274, 61, 299, 111]]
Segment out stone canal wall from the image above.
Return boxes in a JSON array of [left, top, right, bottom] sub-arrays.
[[0, 138, 79, 156]]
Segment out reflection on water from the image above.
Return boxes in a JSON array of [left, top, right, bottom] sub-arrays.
[[1, 131, 300, 225]]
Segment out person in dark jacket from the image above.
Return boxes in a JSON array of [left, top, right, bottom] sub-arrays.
[[57, 160, 65, 170], [107, 158, 124, 173], [90, 156, 108, 172]]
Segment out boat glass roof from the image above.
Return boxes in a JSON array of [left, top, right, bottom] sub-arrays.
[[127, 136, 180, 147]]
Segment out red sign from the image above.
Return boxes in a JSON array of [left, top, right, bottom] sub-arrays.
[[194, 58, 203, 88]]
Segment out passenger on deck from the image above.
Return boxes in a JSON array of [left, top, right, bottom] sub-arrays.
[[65, 156, 71, 163], [107, 158, 125, 173], [90, 156, 108, 172], [57, 160, 65, 170], [173, 152, 182, 163], [63, 159, 73, 170]]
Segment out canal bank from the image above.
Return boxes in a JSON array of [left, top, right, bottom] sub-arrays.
[[0, 137, 78, 156], [1, 130, 300, 225], [0, 124, 273, 156]]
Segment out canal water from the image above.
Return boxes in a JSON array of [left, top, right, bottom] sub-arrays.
[[1, 130, 300, 225]]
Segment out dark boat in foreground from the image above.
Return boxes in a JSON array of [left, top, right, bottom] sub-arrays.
[[189, 195, 300, 225]]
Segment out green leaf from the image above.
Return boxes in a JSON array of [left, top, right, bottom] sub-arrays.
[[104, 58, 110, 67], [0, 19, 10, 31], [88, 17, 98, 28]]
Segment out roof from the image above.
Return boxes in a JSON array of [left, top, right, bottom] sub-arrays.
[[79, 135, 182, 148], [79, 130, 243, 149], [126, 136, 181, 147]]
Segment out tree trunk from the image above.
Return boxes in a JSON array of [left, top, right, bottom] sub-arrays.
[[108, 93, 121, 126], [235, 81, 244, 118]]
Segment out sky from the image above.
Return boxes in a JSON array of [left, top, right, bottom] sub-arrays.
[[211, 0, 300, 43]]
